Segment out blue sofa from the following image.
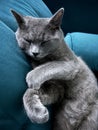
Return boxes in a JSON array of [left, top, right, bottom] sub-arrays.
[[0, 0, 98, 130]]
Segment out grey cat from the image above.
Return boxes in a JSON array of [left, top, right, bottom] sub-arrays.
[[11, 8, 98, 130]]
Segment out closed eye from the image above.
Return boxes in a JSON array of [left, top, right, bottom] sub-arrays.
[[41, 40, 50, 46], [41, 41, 46, 46], [24, 38, 32, 44], [41, 39, 57, 46]]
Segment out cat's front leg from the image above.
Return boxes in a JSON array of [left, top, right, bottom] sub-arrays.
[[26, 69, 41, 89], [23, 82, 64, 124], [26, 60, 79, 90], [23, 88, 49, 124]]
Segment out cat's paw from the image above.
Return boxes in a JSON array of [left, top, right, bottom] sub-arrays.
[[23, 93, 49, 124], [26, 70, 40, 90], [29, 106, 49, 124]]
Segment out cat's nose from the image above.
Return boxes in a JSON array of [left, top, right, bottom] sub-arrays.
[[33, 52, 39, 57]]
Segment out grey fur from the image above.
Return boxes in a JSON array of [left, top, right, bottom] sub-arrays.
[[12, 8, 98, 129]]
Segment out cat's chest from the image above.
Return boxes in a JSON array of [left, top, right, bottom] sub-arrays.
[[31, 59, 48, 69], [31, 56, 53, 69], [31, 62, 40, 69]]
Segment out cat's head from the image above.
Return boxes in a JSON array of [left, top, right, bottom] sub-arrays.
[[11, 8, 64, 60]]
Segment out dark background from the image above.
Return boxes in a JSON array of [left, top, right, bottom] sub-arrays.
[[43, 0, 98, 35]]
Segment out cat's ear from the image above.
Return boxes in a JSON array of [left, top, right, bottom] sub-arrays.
[[11, 10, 25, 28], [49, 8, 64, 29]]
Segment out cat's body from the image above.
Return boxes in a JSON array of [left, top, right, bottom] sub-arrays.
[[12, 8, 98, 130]]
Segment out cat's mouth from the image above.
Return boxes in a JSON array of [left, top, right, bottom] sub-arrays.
[[31, 55, 44, 61], [32, 57, 41, 61], [26, 53, 42, 61], [31, 54, 49, 62]]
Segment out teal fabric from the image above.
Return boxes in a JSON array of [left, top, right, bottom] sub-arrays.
[[0, 0, 52, 32], [0, 0, 52, 130], [65, 32, 98, 71]]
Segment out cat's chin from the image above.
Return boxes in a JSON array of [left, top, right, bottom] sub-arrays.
[[32, 56, 43, 61], [28, 54, 48, 61], [32, 55, 47, 61]]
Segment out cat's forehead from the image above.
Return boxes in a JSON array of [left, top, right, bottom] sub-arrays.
[[28, 30, 51, 42], [25, 17, 49, 28], [24, 17, 52, 41]]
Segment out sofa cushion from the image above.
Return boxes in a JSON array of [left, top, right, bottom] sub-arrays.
[[0, 0, 52, 32], [65, 32, 98, 71]]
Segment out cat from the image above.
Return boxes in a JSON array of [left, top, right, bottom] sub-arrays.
[[11, 8, 98, 130]]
